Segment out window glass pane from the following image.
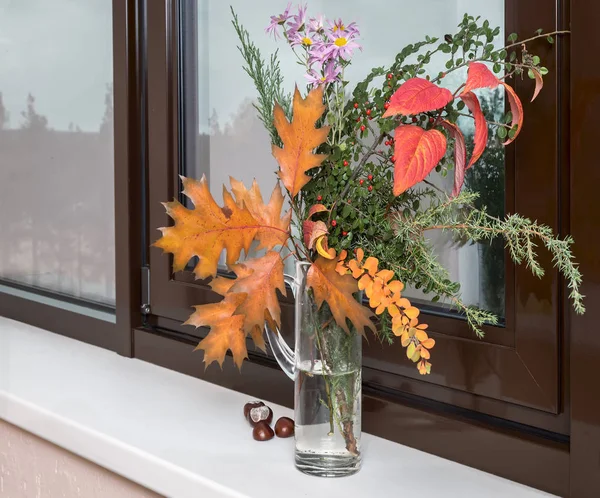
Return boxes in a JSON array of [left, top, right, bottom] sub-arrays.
[[0, 0, 115, 306], [183, 0, 505, 317]]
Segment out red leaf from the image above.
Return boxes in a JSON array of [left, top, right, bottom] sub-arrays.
[[439, 120, 467, 197], [308, 203, 328, 218], [462, 62, 501, 94], [460, 92, 488, 169], [303, 220, 328, 250], [382, 78, 454, 117], [530, 68, 543, 102], [392, 125, 447, 196], [502, 83, 524, 145]]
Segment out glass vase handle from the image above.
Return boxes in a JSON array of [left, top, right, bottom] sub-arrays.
[[264, 274, 297, 380]]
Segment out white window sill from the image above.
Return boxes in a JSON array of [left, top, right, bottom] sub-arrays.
[[0, 317, 554, 498]]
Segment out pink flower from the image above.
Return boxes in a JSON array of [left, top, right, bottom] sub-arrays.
[[305, 61, 342, 87], [306, 42, 329, 66], [289, 30, 316, 48], [307, 15, 326, 34], [323, 32, 362, 61], [265, 2, 293, 40], [287, 4, 308, 38], [329, 18, 360, 37]]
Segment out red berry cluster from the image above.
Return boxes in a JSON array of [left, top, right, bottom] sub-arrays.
[[355, 100, 373, 132]]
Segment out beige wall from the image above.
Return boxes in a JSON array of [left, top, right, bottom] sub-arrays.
[[0, 420, 162, 498]]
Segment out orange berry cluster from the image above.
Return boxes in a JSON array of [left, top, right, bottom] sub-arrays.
[[335, 248, 435, 375]]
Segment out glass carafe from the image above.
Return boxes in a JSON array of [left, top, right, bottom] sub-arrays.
[[266, 261, 362, 477]]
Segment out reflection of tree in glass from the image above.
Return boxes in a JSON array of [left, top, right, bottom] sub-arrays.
[[0, 88, 115, 304], [21, 93, 49, 131], [100, 83, 113, 136], [0, 93, 9, 130], [464, 88, 505, 317]]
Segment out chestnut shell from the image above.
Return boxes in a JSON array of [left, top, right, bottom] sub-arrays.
[[243, 401, 265, 419], [252, 421, 274, 441], [247, 405, 273, 427], [274, 417, 295, 438]]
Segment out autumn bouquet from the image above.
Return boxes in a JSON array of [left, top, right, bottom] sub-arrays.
[[155, 4, 582, 475]]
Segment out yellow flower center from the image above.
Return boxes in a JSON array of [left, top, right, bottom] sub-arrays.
[[334, 37, 348, 47], [302, 37, 312, 46], [333, 24, 345, 32]]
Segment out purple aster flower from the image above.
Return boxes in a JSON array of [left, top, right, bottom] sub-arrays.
[[265, 2, 293, 40], [323, 32, 362, 61], [307, 15, 326, 34], [305, 61, 342, 87], [287, 4, 308, 38], [344, 22, 360, 37], [328, 18, 360, 37], [306, 42, 329, 66], [289, 29, 316, 48]]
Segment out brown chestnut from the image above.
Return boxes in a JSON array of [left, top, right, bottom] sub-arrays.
[[243, 401, 265, 419], [248, 405, 273, 426], [274, 417, 294, 438], [252, 421, 274, 441]]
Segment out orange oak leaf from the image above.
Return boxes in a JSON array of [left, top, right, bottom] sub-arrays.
[[229, 177, 291, 250], [250, 325, 267, 353], [439, 120, 467, 197], [382, 78, 454, 117], [272, 86, 330, 198], [229, 251, 286, 334], [209, 276, 235, 296], [154, 176, 289, 279], [462, 62, 501, 94], [303, 220, 328, 250], [392, 125, 447, 196], [307, 256, 376, 336], [530, 68, 543, 102], [460, 91, 488, 169], [502, 82, 524, 145], [187, 293, 248, 370]]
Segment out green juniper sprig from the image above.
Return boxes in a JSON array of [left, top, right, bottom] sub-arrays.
[[387, 191, 585, 336], [231, 7, 291, 147]]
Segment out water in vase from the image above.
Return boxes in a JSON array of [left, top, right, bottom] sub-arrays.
[[294, 359, 361, 477]]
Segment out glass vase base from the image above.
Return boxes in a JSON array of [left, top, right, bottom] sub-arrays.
[[295, 451, 361, 478]]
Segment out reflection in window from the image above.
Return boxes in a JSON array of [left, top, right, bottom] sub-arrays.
[[183, 0, 505, 316], [0, 1, 115, 306]]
